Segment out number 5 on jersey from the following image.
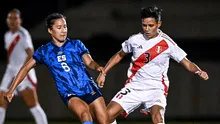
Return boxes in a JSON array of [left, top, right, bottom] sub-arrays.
[[57, 55, 70, 72]]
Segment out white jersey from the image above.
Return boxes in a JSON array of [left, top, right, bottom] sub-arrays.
[[4, 26, 34, 71], [122, 29, 187, 94], [0, 27, 37, 93]]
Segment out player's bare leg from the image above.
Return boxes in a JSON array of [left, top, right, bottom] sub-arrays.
[[107, 101, 124, 123], [19, 87, 48, 124], [150, 105, 165, 124], [89, 97, 109, 124], [68, 97, 93, 123], [0, 91, 8, 124]]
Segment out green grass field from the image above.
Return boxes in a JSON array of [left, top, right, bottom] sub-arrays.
[[4, 121, 220, 124]]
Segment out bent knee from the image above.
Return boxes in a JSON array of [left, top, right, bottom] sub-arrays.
[[107, 102, 123, 122], [97, 117, 109, 124], [80, 111, 92, 122], [97, 112, 109, 124]]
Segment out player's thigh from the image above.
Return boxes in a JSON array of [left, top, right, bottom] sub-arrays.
[[89, 96, 109, 123], [0, 69, 14, 92], [68, 97, 91, 119], [19, 87, 38, 108], [0, 70, 14, 108], [107, 101, 124, 121], [18, 76, 38, 107]]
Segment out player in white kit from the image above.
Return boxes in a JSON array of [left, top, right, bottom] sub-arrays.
[[0, 8, 47, 124], [96, 6, 209, 124]]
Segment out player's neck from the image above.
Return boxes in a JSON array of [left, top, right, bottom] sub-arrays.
[[10, 28, 19, 34], [53, 40, 66, 47], [143, 32, 159, 40], [10, 26, 21, 34]]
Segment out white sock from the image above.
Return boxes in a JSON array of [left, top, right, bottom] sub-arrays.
[[30, 104, 48, 124], [0, 107, 6, 124], [111, 120, 117, 124]]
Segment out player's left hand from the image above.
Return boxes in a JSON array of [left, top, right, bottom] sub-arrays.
[[96, 72, 106, 88], [4, 91, 14, 103], [96, 66, 105, 73], [195, 70, 209, 80], [96, 66, 106, 88]]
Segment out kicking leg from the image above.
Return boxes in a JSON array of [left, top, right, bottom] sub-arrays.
[[89, 96, 109, 124], [107, 101, 124, 123], [68, 97, 93, 123]]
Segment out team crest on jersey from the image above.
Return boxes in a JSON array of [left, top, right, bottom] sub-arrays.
[[58, 51, 63, 55], [156, 46, 162, 53]]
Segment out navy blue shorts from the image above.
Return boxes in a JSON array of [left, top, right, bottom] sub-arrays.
[[59, 83, 103, 105]]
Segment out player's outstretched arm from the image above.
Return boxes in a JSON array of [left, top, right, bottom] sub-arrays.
[[82, 53, 104, 72], [96, 49, 127, 88], [104, 49, 127, 74], [180, 57, 209, 80], [4, 58, 37, 102]]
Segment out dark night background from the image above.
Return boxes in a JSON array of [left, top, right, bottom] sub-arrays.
[[0, 0, 220, 123]]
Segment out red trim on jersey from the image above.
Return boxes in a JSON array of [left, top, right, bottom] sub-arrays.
[[162, 73, 168, 96], [125, 40, 169, 85], [7, 35, 20, 58], [161, 34, 176, 45], [27, 74, 37, 89]]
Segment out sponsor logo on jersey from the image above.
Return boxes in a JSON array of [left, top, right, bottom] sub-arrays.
[[58, 51, 63, 55], [137, 45, 143, 49]]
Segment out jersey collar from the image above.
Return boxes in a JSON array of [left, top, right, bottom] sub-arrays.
[[51, 38, 70, 48]]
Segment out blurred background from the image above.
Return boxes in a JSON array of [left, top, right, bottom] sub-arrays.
[[0, 0, 220, 123]]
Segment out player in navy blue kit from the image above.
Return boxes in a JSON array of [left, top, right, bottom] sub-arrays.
[[4, 13, 109, 124]]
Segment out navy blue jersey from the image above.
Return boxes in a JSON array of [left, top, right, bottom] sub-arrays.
[[33, 38, 99, 97]]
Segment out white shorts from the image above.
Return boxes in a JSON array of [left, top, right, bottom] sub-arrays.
[[0, 67, 37, 95], [111, 86, 167, 116]]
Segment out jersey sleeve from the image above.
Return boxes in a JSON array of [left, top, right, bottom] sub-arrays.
[[76, 40, 89, 57], [33, 46, 44, 64], [170, 43, 187, 63], [121, 38, 132, 53], [21, 31, 34, 50]]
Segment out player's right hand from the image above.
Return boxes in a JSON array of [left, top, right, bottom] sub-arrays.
[[4, 91, 14, 103], [96, 72, 106, 88], [195, 70, 209, 80]]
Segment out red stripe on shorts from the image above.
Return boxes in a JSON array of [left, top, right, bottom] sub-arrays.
[[27, 74, 37, 89], [162, 73, 168, 96]]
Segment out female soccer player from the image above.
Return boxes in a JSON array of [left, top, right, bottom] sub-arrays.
[[0, 8, 47, 124], [4, 13, 109, 124], [97, 6, 209, 124]]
